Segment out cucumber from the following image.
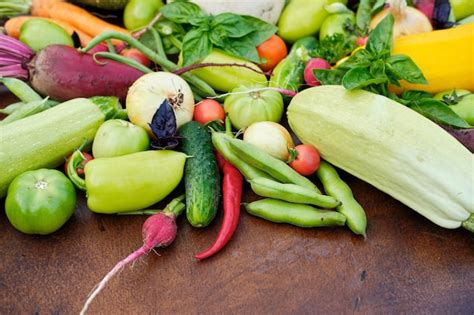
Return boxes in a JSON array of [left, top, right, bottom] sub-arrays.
[[0, 98, 116, 198], [178, 121, 220, 227]]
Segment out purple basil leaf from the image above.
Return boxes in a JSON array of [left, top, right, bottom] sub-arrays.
[[148, 98, 180, 149]]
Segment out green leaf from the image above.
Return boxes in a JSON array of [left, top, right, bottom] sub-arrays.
[[336, 48, 372, 69], [401, 90, 433, 101], [219, 36, 260, 63], [371, 0, 386, 14], [311, 33, 357, 65], [211, 13, 256, 38], [342, 67, 387, 90], [366, 14, 394, 56], [355, 0, 373, 35], [139, 19, 185, 55], [369, 59, 387, 81], [160, 2, 207, 25], [386, 54, 428, 85], [313, 69, 346, 85], [240, 15, 277, 46], [409, 99, 471, 128], [182, 28, 212, 66]]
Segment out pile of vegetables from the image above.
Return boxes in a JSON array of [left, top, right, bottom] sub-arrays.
[[0, 0, 473, 313]]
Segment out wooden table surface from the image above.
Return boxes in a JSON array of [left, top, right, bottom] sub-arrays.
[[0, 92, 473, 315]]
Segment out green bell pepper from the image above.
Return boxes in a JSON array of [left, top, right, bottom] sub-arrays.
[[5, 169, 76, 235], [67, 150, 186, 214]]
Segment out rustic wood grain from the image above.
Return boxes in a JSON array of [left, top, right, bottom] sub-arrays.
[[0, 92, 473, 315]]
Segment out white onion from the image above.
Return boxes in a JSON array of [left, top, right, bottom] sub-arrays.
[[243, 121, 294, 161]]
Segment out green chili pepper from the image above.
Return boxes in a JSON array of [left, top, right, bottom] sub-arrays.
[[211, 132, 274, 182], [5, 169, 76, 235], [226, 138, 320, 192], [246, 198, 346, 228], [249, 177, 340, 208], [67, 150, 186, 214], [316, 160, 367, 237]]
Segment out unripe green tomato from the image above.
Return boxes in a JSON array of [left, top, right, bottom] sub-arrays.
[[434, 89, 474, 125], [124, 0, 164, 31], [5, 169, 76, 235], [19, 19, 73, 52], [92, 119, 150, 158], [319, 13, 355, 40], [450, 0, 474, 21], [224, 86, 284, 130]]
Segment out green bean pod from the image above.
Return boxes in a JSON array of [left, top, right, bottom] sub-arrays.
[[246, 198, 346, 228], [226, 138, 321, 193], [211, 132, 274, 181], [316, 160, 367, 237], [249, 177, 340, 208], [0, 77, 42, 103]]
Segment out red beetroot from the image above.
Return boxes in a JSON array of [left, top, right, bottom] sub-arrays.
[[304, 58, 331, 87], [0, 34, 144, 102], [79, 195, 185, 315]]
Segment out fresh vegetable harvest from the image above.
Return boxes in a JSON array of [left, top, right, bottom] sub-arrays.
[[226, 138, 321, 193], [246, 199, 346, 228], [288, 85, 473, 230], [316, 160, 367, 237], [249, 178, 340, 209], [123, 0, 163, 31], [19, 18, 73, 52], [243, 122, 294, 161], [80, 195, 185, 315], [0, 97, 123, 198], [256, 34, 288, 71], [289, 144, 321, 176], [392, 22, 474, 93], [193, 99, 225, 125], [224, 86, 284, 130], [178, 121, 220, 227], [195, 151, 243, 260], [434, 90, 474, 125], [5, 169, 76, 235], [67, 150, 186, 214]]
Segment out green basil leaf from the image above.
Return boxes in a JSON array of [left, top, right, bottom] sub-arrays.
[[240, 15, 277, 46], [386, 54, 428, 85], [371, 0, 386, 14], [313, 68, 345, 85], [366, 14, 394, 56], [369, 59, 387, 81], [337, 48, 372, 69], [342, 66, 387, 90], [402, 90, 433, 101], [219, 35, 260, 63], [211, 13, 256, 38], [160, 2, 207, 25], [356, 0, 373, 35], [409, 99, 471, 128], [182, 28, 212, 66]]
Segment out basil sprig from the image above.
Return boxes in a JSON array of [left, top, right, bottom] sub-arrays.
[[160, 2, 277, 66]]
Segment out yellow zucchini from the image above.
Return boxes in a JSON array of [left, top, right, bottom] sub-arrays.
[[392, 23, 474, 93], [287, 85, 473, 230]]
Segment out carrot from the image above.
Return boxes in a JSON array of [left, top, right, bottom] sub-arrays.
[[47, 2, 130, 43], [5, 16, 92, 47], [30, 0, 63, 17]]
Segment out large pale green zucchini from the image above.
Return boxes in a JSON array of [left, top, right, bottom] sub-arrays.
[[287, 85, 473, 229], [0, 98, 105, 198]]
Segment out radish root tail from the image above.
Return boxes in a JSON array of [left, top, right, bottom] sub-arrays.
[[79, 246, 148, 315]]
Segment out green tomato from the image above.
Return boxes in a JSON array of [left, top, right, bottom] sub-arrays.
[[434, 89, 474, 125], [319, 13, 355, 40], [124, 0, 164, 31], [224, 86, 284, 130], [92, 119, 150, 158], [450, 0, 474, 21], [5, 169, 76, 235], [19, 19, 73, 52]]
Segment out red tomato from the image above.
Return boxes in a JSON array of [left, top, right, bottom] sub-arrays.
[[121, 48, 151, 67], [193, 99, 225, 125], [289, 144, 321, 176], [64, 152, 93, 177], [257, 34, 288, 72]]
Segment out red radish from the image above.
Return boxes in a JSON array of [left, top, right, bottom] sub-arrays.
[[0, 34, 144, 101], [79, 195, 185, 315], [193, 99, 225, 125], [355, 36, 368, 46], [304, 58, 331, 87]]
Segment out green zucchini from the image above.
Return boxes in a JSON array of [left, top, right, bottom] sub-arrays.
[[0, 98, 119, 198], [178, 121, 220, 228]]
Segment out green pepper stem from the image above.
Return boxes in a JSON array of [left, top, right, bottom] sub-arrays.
[[462, 214, 474, 233], [79, 31, 216, 97], [93, 52, 153, 74], [67, 150, 87, 191]]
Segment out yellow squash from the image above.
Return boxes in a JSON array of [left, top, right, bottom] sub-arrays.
[[392, 23, 474, 93]]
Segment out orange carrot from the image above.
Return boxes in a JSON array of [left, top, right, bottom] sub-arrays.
[[5, 16, 93, 47], [30, 0, 64, 18], [47, 2, 130, 41]]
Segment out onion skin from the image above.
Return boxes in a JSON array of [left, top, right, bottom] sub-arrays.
[[29, 45, 144, 101]]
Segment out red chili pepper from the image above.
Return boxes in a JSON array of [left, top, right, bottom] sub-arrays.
[[195, 151, 243, 260]]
